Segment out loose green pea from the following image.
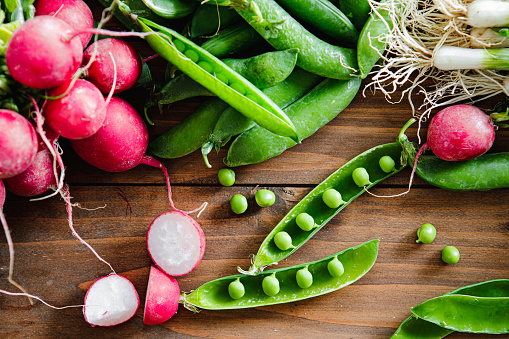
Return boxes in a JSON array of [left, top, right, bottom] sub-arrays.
[[228, 278, 245, 299], [173, 39, 186, 53], [296, 267, 313, 289], [295, 212, 316, 232], [230, 194, 248, 214], [416, 223, 436, 244], [184, 49, 199, 63], [262, 273, 280, 296], [352, 167, 371, 187], [198, 60, 213, 73], [230, 82, 246, 95], [322, 188, 344, 209], [274, 231, 294, 251], [218, 168, 235, 186], [442, 246, 460, 264], [379, 155, 396, 173], [255, 189, 276, 207], [215, 72, 229, 84], [328, 257, 344, 277]]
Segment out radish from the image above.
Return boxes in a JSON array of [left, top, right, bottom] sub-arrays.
[[0, 109, 38, 179], [34, 0, 94, 48], [147, 211, 206, 277], [0, 180, 5, 208], [425, 104, 496, 161], [5, 16, 83, 90], [143, 265, 180, 325], [82, 38, 143, 94], [44, 79, 106, 140], [83, 274, 140, 327]]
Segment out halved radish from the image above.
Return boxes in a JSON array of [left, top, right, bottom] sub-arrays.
[[83, 274, 140, 327], [147, 211, 206, 277], [143, 265, 180, 325]]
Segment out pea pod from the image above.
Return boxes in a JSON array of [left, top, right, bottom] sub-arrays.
[[203, 0, 358, 79], [153, 49, 299, 104], [201, 67, 322, 167], [392, 279, 509, 338], [339, 0, 371, 32], [274, 0, 358, 47], [181, 239, 379, 310], [240, 142, 404, 274], [399, 119, 509, 191], [189, 4, 242, 38], [141, 0, 197, 19], [137, 17, 300, 142], [225, 77, 361, 167]]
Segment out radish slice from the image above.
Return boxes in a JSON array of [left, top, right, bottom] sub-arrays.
[[143, 265, 180, 325], [83, 274, 140, 327], [147, 211, 206, 277]]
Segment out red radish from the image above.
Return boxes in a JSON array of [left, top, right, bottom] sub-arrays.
[[426, 104, 495, 161], [4, 149, 57, 197], [44, 79, 106, 140], [34, 0, 94, 48], [83, 38, 143, 94], [0, 109, 38, 179], [5, 16, 83, 90], [147, 211, 206, 277], [143, 265, 180, 325], [0, 180, 5, 207], [83, 274, 140, 327]]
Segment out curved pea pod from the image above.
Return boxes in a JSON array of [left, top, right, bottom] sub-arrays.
[[207, 0, 358, 79], [202, 67, 322, 167], [181, 239, 378, 310], [398, 119, 509, 191], [95, 0, 171, 31], [141, 0, 197, 19], [137, 17, 300, 143], [153, 49, 299, 104], [339, 0, 371, 32], [392, 279, 509, 338], [189, 4, 242, 38], [225, 77, 361, 167], [275, 0, 359, 47], [357, 0, 393, 78], [241, 142, 404, 274], [411, 295, 509, 334]]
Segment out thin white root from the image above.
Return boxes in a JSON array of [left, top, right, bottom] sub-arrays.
[[0, 289, 83, 309]]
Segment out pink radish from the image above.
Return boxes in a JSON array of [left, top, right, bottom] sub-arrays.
[[4, 149, 57, 197], [0, 109, 38, 179], [147, 211, 206, 277], [425, 104, 495, 161], [5, 16, 83, 90], [44, 79, 106, 140], [34, 0, 94, 48], [0, 180, 5, 207], [143, 265, 180, 325], [83, 274, 140, 327], [83, 38, 143, 94]]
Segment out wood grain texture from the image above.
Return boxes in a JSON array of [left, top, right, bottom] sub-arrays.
[[1, 1, 508, 338]]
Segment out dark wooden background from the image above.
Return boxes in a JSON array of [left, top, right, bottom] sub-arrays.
[[1, 1, 508, 338]]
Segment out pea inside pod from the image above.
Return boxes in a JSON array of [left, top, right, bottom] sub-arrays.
[[181, 239, 379, 310]]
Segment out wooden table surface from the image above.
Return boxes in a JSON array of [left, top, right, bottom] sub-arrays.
[[1, 2, 508, 338]]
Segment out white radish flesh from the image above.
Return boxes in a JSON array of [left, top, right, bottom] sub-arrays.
[[147, 211, 206, 277], [143, 265, 180, 325], [83, 274, 140, 327]]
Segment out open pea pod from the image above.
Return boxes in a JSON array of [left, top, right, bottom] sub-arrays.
[[181, 239, 378, 311], [137, 17, 300, 143], [243, 142, 405, 274]]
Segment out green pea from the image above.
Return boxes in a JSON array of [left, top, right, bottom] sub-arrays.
[[262, 273, 280, 296], [255, 189, 276, 207], [245, 93, 259, 104], [352, 167, 371, 187], [295, 212, 316, 232], [184, 49, 200, 63], [173, 39, 186, 53], [416, 223, 436, 244], [230, 194, 248, 214], [442, 246, 460, 264], [296, 267, 313, 289], [198, 60, 213, 73], [379, 155, 396, 173], [228, 278, 245, 299], [274, 231, 294, 251], [215, 72, 229, 85], [328, 257, 344, 277], [218, 168, 235, 186], [322, 188, 344, 209], [230, 82, 246, 95]]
